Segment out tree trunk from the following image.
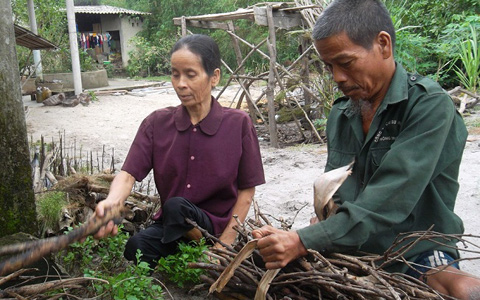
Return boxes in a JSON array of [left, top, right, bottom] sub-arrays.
[[0, 2, 38, 237]]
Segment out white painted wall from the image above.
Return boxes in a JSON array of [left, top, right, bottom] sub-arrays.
[[119, 15, 144, 66]]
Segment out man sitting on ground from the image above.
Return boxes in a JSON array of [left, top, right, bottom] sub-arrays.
[[253, 0, 480, 298]]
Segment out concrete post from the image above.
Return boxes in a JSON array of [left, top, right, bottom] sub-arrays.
[[27, 0, 43, 80], [66, 0, 82, 95]]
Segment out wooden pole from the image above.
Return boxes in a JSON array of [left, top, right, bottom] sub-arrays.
[[181, 16, 187, 37], [266, 5, 279, 148], [227, 21, 257, 121], [301, 36, 312, 106]]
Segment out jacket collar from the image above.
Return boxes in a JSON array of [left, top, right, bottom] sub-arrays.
[[174, 96, 223, 135]]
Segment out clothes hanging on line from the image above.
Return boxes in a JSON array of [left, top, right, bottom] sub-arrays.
[[78, 32, 112, 50]]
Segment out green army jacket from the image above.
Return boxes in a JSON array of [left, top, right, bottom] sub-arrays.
[[297, 64, 468, 273]]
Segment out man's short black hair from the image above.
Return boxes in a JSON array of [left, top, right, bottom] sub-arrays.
[[312, 0, 396, 50]]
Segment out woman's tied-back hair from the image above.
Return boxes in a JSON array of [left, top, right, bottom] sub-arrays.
[[170, 34, 221, 77], [312, 0, 396, 51]]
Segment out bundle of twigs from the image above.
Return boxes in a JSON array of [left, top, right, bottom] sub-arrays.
[[187, 202, 480, 300], [448, 86, 480, 114]]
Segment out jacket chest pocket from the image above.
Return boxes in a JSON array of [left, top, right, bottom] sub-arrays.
[[365, 147, 390, 180], [326, 148, 356, 171]]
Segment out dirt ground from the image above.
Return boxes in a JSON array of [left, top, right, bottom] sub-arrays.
[[24, 79, 480, 297]]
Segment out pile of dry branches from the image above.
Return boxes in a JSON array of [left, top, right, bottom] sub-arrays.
[[187, 201, 480, 300], [448, 86, 480, 114], [29, 134, 160, 236]]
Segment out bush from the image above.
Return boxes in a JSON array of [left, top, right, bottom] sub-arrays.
[[80, 50, 100, 72], [126, 36, 173, 77], [386, 0, 480, 87]]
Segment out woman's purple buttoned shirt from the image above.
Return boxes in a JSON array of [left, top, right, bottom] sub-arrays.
[[122, 97, 265, 235]]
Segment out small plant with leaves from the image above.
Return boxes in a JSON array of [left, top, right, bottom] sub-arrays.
[[313, 118, 328, 134], [59, 224, 129, 275], [454, 25, 479, 92], [88, 251, 164, 300], [156, 239, 209, 288], [87, 90, 98, 102]]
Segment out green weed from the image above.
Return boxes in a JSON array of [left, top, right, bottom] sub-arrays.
[[454, 25, 480, 92], [60, 225, 129, 275], [156, 239, 209, 288], [88, 251, 164, 300], [56, 228, 164, 299], [87, 90, 98, 102]]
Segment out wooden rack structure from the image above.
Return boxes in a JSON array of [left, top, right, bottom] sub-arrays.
[[173, 1, 329, 147]]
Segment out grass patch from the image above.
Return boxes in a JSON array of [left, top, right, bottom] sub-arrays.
[[133, 75, 171, 82], [36, 191, 68, 233]]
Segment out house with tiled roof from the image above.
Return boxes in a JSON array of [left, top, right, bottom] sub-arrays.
[[73, 5, 150, 67]]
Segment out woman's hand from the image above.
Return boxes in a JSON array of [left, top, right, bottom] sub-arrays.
[[93, 199, 120, 239], [217, 187, 255, 246], [90, 170, 136, 240]]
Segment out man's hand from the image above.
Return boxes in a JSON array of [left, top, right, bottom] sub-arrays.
[[252, 225, 308, 269]]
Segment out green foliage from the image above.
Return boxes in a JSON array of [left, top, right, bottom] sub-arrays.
[[12, 0, 71, 73], [130, 0, 299, 77], [386, 0, 479, 87], [88, 251, 164, 300], [79, 50, 99, 72], [56, 228, 163, 299], [36, 191, 68, 233], [60, 225, 129, 275], [126, 36, 173, 77], [393, 24, 436, 75], [156, 239, 208, 288], [313, 118, 328, 133], [386, 0, 479, 39], [74, 0, 102, 4], [312, 73, 339, 119], [104, 62, 114, 77], [452, 25, 480, 92], [87, 90, 98, 101]]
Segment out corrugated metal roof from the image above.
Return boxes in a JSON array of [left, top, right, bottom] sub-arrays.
[[74, 5, 150, 15], [14, 24, 58, 50]]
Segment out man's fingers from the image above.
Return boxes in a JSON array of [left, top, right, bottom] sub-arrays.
[[265, 260, 287, 269], [252, 225, 275, 239]]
